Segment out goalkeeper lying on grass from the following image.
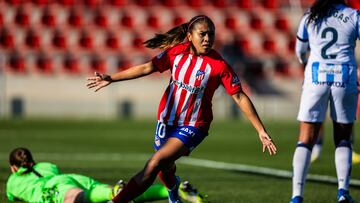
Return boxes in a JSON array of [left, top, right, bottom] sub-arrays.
[[6, 147, 207, 203]]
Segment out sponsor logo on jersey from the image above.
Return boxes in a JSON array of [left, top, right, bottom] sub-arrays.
[[195, 70, 205, 81], [155, 138, 161, 146], [171, 80, 205, 94], [178, 132, 188, 137]]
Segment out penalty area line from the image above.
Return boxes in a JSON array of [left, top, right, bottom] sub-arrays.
[[178, 157, 360, 187]]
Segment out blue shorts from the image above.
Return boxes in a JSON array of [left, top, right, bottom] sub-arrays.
[[154, 121, 208, 152]]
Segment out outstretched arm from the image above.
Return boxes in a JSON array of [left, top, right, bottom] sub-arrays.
[[231, 91, 277, 155], [86, 62, 156, 92]]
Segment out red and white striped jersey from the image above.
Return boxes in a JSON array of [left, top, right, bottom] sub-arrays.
[[152, 42, 242, 130]]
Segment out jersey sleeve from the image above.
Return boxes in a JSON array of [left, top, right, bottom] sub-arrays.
[[356, 10, 360, 40], [295, 13, 310, 64], [6, 191, 15, 202], [151, 49, 172, 73], [6, 176, 15, 202], [220, 62, 242, 95]]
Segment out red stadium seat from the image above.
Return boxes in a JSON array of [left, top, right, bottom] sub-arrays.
[[235, 35, 252, 56], [173, 14, 185, 26], [68, 9, 83, 28], [58, 0, 75, 6], [0, 12, 3, 27], [14, 6, 30, 27], [52, 29, 67, 49], [236, 0, 252, 9], [160, 0, 177, 7], [94, 9, 108, 28], [132, 35, 144, 49], [262, 36, 276, 54], [249, 14, 263, 30], [5, 0, 21, 6], [211, 0, 227, 8], [79, 30, 93, 49], [274, 13, 290, 32], [90, 54, 106, 73], [36, 52, 53, 74], [147, 13, 160, 29], [224, 15, 237, 30], [262, 0, 278, 9], [84, 0, 99, 7], [136, 0, 153, 6], [186, 0, 203, 8], [63, 52, 80, 74], [116, 56, 132, 71], [25, 28, 41, 49], [8, 51, 26, 73], [105, 31, 119, 49], [32, 0, 50, 5], [41, 7, 56, 27], [109, 0, 127, 7], [0, 28, 15, 49], [120, 13, 134, 28]]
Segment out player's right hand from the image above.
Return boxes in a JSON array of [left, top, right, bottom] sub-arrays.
[[86, 72, 112, 92]]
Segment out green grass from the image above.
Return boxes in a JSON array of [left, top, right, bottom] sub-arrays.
[[0, 119, 360, 203]]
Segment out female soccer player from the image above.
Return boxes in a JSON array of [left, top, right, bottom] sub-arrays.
[[292, 0, 359, 202], [87, 15, 277, 203], [6, 147, 205, 203]]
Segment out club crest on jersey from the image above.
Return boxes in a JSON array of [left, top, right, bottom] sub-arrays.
[[196, 70, 205, 80], [232, 75, 240, 86], [156, 51, 165, 59]]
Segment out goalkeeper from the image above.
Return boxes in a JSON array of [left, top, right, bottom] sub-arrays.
[[6, 147, 206, 203]]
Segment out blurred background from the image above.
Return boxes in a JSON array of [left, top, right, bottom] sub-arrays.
[[5, 0, 360, 120], [2, 1, 360, 202]]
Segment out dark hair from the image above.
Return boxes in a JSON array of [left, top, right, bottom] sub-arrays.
[[144, 15, 215, 49], [9, 147, 41, 176], [307, 0, 347, 25]]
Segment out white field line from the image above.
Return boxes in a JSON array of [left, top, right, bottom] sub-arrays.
[[1, 152, 359, 187]]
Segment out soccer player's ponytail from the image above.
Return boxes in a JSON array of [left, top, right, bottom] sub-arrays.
[[144, 15, 215, 50], [307, 0, 347, 25], [9, 147, 42, 177]]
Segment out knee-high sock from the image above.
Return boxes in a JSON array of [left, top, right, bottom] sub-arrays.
[[335, 140, 352, 190], [133, 184, 169, 203], [292, 143, 312, 198], [158, 165, 177, 190], [86, 185, 112, 202]]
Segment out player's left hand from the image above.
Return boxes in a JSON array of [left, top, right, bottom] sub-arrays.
[[259, 131, 277, 155]]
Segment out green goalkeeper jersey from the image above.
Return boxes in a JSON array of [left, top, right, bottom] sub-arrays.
[[6, 162, 60, 203]]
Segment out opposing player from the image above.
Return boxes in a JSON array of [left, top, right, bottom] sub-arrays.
[[87, 15, 277, 203], [311, 125, 360, 164], [292, 0, 359, 202], [6, 147, 206, 203]]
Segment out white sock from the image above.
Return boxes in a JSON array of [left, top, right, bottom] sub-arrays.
[[335, 144, 352, 190], [292, 144, 311, 198]]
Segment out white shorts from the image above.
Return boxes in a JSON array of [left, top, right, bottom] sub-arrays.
[[297, 83, 358, 124]]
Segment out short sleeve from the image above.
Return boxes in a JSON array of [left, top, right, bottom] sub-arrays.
[[220, 62, 242, 95], [356, 10, 360, 39], [151, 50, 171, 73], [6, 177, 15, 202], [296, 14, 309, 42]]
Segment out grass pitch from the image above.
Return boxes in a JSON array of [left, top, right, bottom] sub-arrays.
[[0, 119, 359, 203]]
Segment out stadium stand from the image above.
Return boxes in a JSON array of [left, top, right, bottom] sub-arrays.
[[1, 0, 325, 91]]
